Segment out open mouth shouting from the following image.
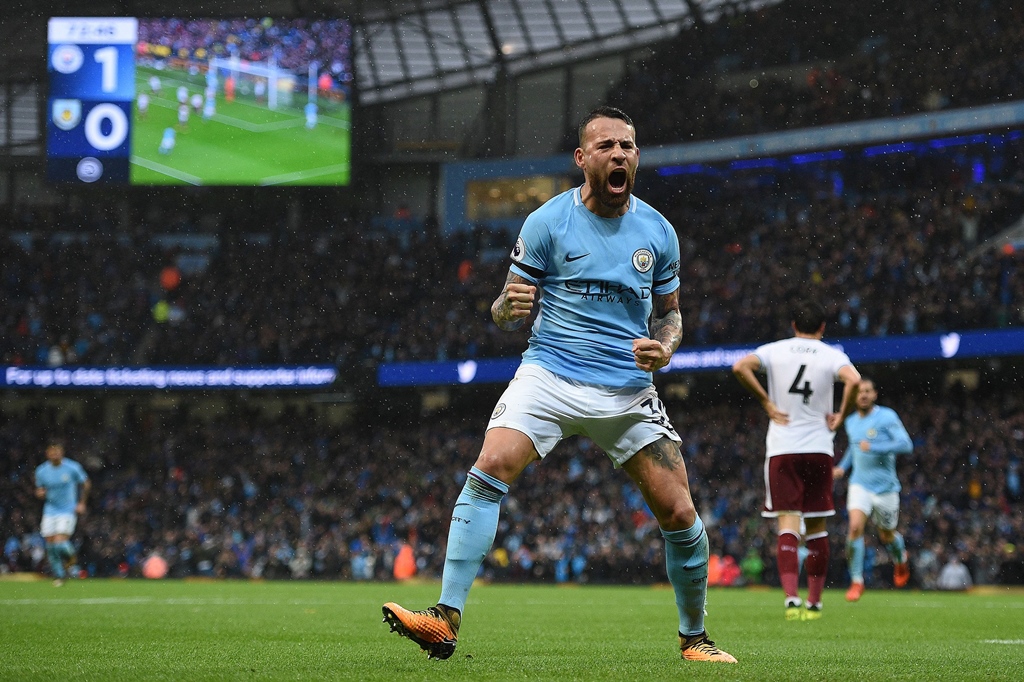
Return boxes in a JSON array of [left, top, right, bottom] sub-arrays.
[[609, 168, 628, 195]]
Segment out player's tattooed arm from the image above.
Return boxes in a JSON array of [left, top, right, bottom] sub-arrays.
[[650, 290, 682, 354], [491, 271, 537, 331], [633, 290, 681, 372]]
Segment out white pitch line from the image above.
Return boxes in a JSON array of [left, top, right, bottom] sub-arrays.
[[129, 156, 204, 185], [259, 162, 351, 186], [980, 639, 1024, 645], [142, 87, 349, 133]]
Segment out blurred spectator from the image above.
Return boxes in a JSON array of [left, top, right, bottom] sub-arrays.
[[936, 554, 973, 590]]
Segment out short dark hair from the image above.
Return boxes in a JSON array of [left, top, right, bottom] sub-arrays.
[[791, 299, 827, 334], [578, 106, 634, 148], [47, 436, 65, 449]]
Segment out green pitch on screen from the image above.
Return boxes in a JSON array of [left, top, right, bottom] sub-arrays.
[[131, 67, 351, 186]]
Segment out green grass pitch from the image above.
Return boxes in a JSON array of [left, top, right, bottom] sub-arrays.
[[1, 579, 1022, 681], [130, 66, 351, 186]]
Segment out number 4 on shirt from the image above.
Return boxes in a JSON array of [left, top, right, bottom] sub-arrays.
[[788, 364, 813, 404]]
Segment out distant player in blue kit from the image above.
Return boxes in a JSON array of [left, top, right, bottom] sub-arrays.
[[202, 92, 216, 121], [158, 127, 176, 155], [35, 438, 90, 586], [383, 106, 736, 664], [834, 378, 913, 601]]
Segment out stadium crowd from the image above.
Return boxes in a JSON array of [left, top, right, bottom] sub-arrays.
[[3, 0, 1024, 594], [607, 0, 1024, 145], [4, 133, 1023, 369], [137, 17, 353, 84], [1, 383, 1022, 589]]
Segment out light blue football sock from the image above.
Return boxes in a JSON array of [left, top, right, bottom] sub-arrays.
[[47, 544, 66, 579], [884, 532, 907, 563], [797, 545, 810, 574], [847, 536, 866, 583], [437, 467, 508, 614], [662, 515, 709, 637]]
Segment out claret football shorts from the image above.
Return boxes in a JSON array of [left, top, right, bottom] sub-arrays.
[[762, 452, 835, 518], [487, 363, 681, 466]]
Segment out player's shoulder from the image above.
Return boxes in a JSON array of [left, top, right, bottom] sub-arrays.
[[61, 457, 84, 472], [874, 405, 901, 420], [534, 187, 577, 216], [628, 194, 667, 219], [521, 187, 577, 231], [756, 337, 796, 354], [628, 195, 675, 231]]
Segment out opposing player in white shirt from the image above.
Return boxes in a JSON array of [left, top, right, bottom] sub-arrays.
[[733, 299, 860, 621]]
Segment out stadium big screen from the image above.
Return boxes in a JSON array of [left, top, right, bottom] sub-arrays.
[[47, 17, 352, 186]]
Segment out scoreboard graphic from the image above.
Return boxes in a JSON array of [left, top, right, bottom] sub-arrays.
[[45, 16, 353, 186], [47, 17, 137, 183]]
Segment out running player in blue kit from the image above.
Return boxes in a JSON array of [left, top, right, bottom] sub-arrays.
[[383, 106, 736, 664], [35, 438, 90, 586], [834, 378, 914, 600]]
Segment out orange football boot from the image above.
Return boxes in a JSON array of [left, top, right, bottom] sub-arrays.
[[845, 581, 865, 602], [894, 554, 910, 588], [382, 602, 460, 660], [680, 631, 738, 663]]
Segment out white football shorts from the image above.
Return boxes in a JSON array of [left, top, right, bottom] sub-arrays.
[[40, 513, 77, 537], [847, 483, 900, 530], [486, 363, 681, 466]]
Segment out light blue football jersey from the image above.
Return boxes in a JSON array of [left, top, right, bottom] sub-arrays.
[[509, 186, 681, 388], [35, 458, 88, 515], [838, 406, 913, 494]]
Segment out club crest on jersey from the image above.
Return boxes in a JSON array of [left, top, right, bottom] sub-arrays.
[[632, 248, 654, 273], [867, 428, 877, 439], [511, 237, 525, 263], [52, 99, 81, 131], [491, 403, 506, 420]]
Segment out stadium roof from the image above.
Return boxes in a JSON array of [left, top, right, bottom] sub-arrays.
[[345, 0, 784, 104], [0, 0, 781, 155], [2, 0, 782, 104]]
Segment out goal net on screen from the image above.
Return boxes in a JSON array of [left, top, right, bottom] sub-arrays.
[[208, 56, 298, 110]]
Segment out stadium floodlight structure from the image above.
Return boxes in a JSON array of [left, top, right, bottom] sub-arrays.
[[209, 55, 297, 110]]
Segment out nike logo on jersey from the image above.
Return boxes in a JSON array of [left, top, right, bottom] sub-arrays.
[[565, 252, 590, 262]]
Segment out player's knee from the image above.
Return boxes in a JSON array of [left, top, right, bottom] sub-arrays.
[[474, 431, 538, 483], [472, 451, 522, 485], [658, 499, 697, 531]]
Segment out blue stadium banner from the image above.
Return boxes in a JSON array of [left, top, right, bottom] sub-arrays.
[[2, 365, 337, 390], [378, 328, 1024, 387]]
